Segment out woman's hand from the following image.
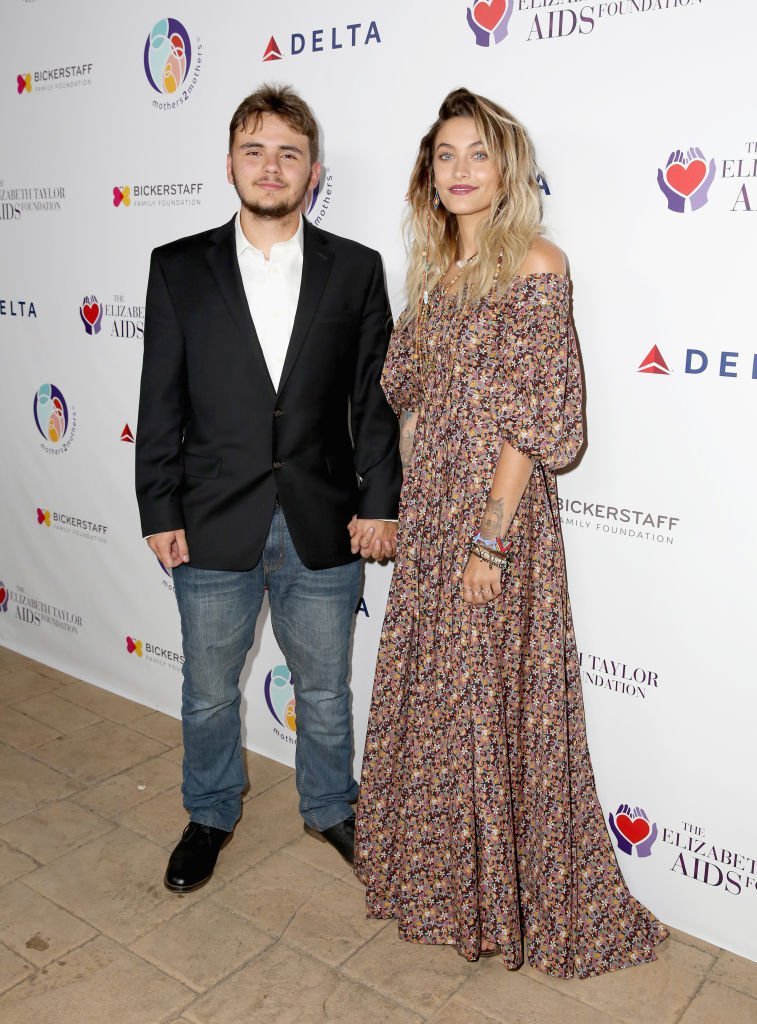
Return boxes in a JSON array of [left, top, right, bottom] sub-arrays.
[[461, 552, 503, 605]]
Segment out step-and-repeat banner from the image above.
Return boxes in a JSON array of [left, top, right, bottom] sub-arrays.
[[1, 0, 755, 960]]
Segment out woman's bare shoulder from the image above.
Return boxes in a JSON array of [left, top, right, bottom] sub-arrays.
[[518, 237, 567, 276]]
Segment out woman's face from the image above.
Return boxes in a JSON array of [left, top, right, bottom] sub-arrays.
[[431, 116, 500, 222]]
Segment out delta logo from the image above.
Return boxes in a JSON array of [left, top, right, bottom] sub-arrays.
[[0, 582, 8, 613], [126, 635, 143, 656], [262, 20, 381, 61], [34, 383, 76, 453], [16, 73, 32, 94], [657, 147, 716, 213], [36, 508, 51, 527], [264, 663, 296, 744], [79, 296, 103, 335], [120, 423, 135, 443], [609, 803, 658, 858], [144, 17, 202, 110], [638, 345, 757, 380], [467, 0, 513, 47]]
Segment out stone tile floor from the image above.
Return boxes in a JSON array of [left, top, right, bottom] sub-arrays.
[[1, 645, 756, 1024]]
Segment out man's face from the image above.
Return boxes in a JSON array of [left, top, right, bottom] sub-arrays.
[[227, 113, 320, 219]]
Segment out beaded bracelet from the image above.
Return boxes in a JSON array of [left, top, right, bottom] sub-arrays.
[[473, 532, 512, 556]]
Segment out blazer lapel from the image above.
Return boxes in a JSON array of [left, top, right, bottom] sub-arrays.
[[277, 220, 334, 397], [205, 216, 275, 395]]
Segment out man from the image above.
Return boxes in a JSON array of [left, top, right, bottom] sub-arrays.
[[136, 84, 401, 893]]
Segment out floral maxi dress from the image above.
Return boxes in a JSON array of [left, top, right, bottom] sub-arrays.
[[354, 274, 668, 977]]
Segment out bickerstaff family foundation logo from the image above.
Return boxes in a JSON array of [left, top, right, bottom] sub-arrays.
[[467, 0, 513, 46], [113, 182, 203, 209], [17, 64, 93, 94], [36, 506, 108, 544], [558, 496, 680, 546], [261, 20, 381, 61], [657, 147, 715, 213], [144, 17, 202, 110], [609, 805, 659, 857], [126, 635, 144, 656], [126, 634, 183, 670], [264, 664, 296, 744]]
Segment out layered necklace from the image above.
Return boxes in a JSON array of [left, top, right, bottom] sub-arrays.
[[414, 252, 478, 392]]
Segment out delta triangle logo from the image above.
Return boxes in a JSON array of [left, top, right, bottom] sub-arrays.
[[638, 345, 670, 375], [263, 36, 282, 62], [120, 423, 135, 443]]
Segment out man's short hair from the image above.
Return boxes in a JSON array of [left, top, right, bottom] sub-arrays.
[[229, 84, 319, 163]]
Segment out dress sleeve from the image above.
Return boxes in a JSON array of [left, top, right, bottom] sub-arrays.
[[495, 274, 583, 471], [380, 309, 423, 416]]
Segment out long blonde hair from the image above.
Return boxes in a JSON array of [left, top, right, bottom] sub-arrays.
[[405, 88, 543, 314]]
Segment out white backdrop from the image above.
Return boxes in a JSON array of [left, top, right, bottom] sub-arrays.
[[1, 0, 755, 961]]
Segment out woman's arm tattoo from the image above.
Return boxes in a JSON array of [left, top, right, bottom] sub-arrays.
[[480, 496, 505, 539], [399, 411, 418, 471]]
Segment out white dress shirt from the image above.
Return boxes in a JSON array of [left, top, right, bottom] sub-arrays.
[[235, 212, 303, 390]]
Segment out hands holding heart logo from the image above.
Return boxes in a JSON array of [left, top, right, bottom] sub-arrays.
[[657, 147, 716, 213], [80, 296, 103, 336], [609, 804, 659, 858], [0, 584, 8, 613], [467, 0, 513, 47]]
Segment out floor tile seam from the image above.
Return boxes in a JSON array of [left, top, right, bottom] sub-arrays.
[[0, 937, 35, 997], [702, 976, 757, 1004], [453, 966, 630, 1022], [4, 709, 104, 737], [280, 909, 393, 970], [0, 931, 103, 1001], [0, 817, 119, 868], [24, 743, 174, 789], [126, 923, 279, 996], [0, 833, 44, 869], [0, 918, 99, 974], [278, 843, 357, 883], [15, 876, 111, 936], [243, 773, 296, 801], [272, 936, 429, 1018], [425, 991, 501, 1023]]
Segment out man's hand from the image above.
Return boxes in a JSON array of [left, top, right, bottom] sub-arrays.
[[347, 517, 397, 560], [147, 529, 190, 570]]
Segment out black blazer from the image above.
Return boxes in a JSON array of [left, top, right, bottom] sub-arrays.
[[135, 215, 401, 570]]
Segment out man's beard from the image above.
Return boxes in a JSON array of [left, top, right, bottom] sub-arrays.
[[232, 171, 309, 220]]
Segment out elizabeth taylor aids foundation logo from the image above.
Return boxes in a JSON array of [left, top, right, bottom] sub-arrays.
[[657, 147, 716, 213], [467, 0, 513, 46]]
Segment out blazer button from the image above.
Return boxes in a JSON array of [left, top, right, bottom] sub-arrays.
[[273, 461, 283, 470], [273, 408, 283, 417]]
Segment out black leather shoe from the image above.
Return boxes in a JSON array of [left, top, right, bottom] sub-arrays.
[[304, 816, 355, 865], [164, 822, 231, 893]]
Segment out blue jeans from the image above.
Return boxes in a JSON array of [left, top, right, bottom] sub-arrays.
[[172, 505, 361, 833]]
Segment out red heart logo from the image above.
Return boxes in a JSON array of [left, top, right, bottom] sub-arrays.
[[0, 587, 7, 605], [665, 159, 706, 198], [113, 187, 123, 207], [37, 508, 45, 524], [17, 75, 26, 94], [82, 302, 100, 326], [126, 636, 136, 653], [616, 813, 651, 845], [472, 0, 508, 31]]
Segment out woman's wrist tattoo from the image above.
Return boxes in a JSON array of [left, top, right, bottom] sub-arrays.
[[480, 497, 505, 540]]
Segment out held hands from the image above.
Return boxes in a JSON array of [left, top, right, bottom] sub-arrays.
[[461, 550, 502, 605], [147, 529, 190, 570], [347, 517, 397, 560]]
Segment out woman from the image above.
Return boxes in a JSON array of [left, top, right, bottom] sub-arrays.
[[353, 88, 667, 977]]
